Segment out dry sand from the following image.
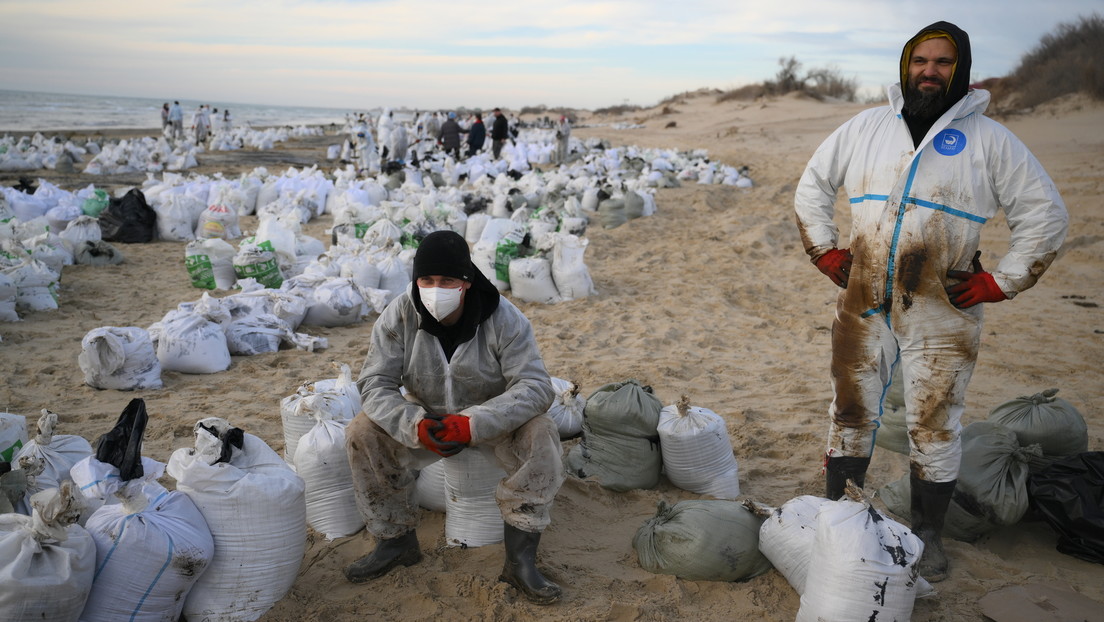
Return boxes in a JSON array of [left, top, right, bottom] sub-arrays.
[[1, 90, 1102, 621]]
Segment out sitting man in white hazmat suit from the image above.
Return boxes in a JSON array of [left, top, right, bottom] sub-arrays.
[[794, 21, 1067, 582], [343, 230, 565, 605]]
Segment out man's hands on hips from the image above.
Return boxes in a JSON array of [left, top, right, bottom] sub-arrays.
[[816, 248, 853, 288], [946, 252, 1008, 308]]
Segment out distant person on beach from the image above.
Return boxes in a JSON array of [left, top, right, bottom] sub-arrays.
[[388, 122, 409, 164], [794, 21, 1068, 583], [377, 109, 395, 161], [437, 112, 462, 160], [192, 105, 211, 145], [343, 230, 565, 605], [491, 107, 510, 159], [466, 111, 486, 158], [554, 115, 571, 164], [161, 103, 170, 134], [222, 109, 232, 130], [168, 101, 184, 140]]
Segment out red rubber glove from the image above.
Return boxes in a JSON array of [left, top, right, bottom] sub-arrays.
[[417, 415, 463, 457], [435, 414, 472, 445], [946, 253, 1008, 308], [815, 248, 853, 288]]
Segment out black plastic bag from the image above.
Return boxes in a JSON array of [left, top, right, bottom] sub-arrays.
[[98, 188, 157, 243], [94, 398, 149, 481], [1027, 451, 1104, 564], [198, 421, 245, 464]]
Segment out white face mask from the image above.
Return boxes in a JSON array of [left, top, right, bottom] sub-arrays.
[[419, 286, 464, 322]]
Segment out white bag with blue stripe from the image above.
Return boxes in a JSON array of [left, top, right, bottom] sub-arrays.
[[72, 456, 214, 622]]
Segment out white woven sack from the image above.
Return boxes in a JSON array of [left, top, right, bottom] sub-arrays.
[[657, 398, 741, 499], [465, 212, 490, 245], [4, 258, 58, 312], [78, 326, 163, 390], [59, 215, 102, 253], [78, 476, 214, 622], [280, 365, 360, 466], [339, 254, 382, 291], [14, 411, 93, 514], [153, 310, 231, 374], [0, 484, 95, 622], [756, 495, 832, 594], [551, 233, 596, 301], [508, 257, 562, 304], [796, 497, 924, 622], [302, 277, 367, 327], [547, 377, 584, 439], [376, 254, 409, 304], [225, 313, 288, 355], [415, 460, 447, 513], [294, 418, 363, 540], [444, 447, 505, 548], [154, 194, 198, 242], [757, 495, 935, 599], [167, 419, 306, 622]]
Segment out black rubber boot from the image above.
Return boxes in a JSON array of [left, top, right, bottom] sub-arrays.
[[344, 530, 421, 584], [824, 455, 871, 500], [910, 475, 956, 583], [499, 523, 562, 605]]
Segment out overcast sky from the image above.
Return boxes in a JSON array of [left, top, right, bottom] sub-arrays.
[[1, 0, 1098, 111]]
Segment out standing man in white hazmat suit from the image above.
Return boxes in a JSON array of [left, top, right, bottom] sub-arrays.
[[554, 115, 571, 164], [794, 21, 1067, 582], [343, 231, 566, 605]]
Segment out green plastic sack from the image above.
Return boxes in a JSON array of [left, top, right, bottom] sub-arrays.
[[988, 388, 1088, 458], [82, 189, 109, 218], [879, 421, 1041, 540], [633, 499, 773, 581], [564, 379, 662, 492]]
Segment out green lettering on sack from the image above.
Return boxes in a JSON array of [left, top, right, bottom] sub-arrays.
[[495, 239, 520, 282], [1, 439, 22, 462], [185, 254, 216, 289], [234, 259, 282, 288]]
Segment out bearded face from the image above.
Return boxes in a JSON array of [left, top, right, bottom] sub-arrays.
[[905, 74, 950, 120]]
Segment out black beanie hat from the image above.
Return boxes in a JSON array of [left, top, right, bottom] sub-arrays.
[[412, 230, 474, 281]]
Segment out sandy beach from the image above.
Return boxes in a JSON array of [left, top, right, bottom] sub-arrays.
[[2, 90, 1102, 621]]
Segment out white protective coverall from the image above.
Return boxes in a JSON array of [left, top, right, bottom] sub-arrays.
[[347, 291, 563, 538], [794, 84, 1068, 482]]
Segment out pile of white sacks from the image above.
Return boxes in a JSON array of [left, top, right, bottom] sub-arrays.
[[0, 408, 307, 622], [0, 133, 99, 172], [1, 186, 123, 326], [207, 124, 325, 152], [1, 124, 326, 175], [0, 133, 200, 175]]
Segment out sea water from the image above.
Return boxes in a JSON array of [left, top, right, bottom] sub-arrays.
[[0, 89, 373, 132]]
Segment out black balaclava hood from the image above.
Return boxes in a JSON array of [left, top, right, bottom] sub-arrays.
[[409, 230, 500, 359], [900, 21, 973, 145]]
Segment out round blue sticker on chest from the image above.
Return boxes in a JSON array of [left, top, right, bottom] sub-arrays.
[[933, 129, 967, 156]]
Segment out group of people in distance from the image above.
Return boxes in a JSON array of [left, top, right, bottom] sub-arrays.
[[160, 101, 231, 145]]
